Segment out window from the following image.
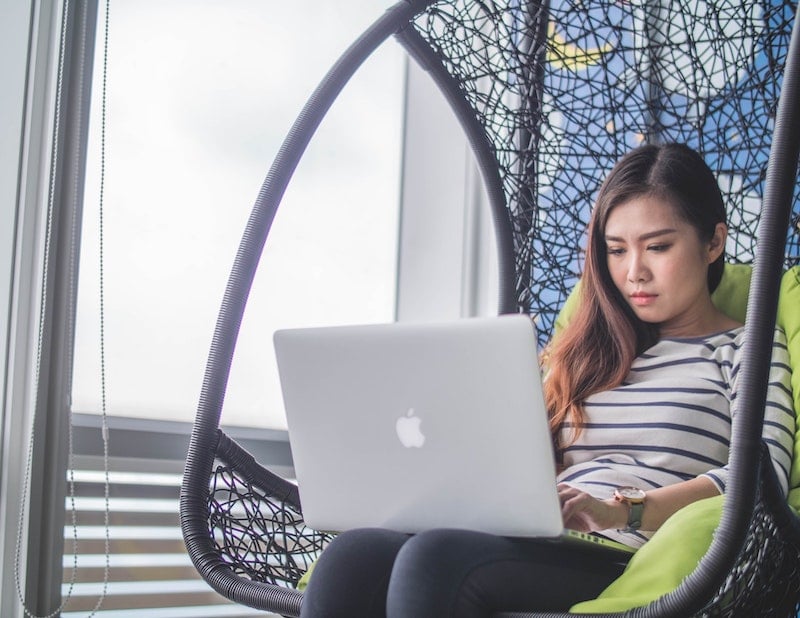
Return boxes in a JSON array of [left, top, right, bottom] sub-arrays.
[[72, 0, 405, 430], [65, 1, 406, 614], [4, 1, 490, 615]]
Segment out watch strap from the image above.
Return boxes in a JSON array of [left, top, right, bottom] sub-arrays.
[[623, 501, 644, 533]]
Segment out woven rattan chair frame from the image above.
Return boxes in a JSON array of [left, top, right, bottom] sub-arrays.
[[180, 1, 800, 616]]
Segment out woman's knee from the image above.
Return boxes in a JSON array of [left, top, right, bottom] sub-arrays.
[[307, 527, 409, 586], [387, 529, 505, 617], [386, 530, 610, 617], [301, 528, 409, 618], [395, 528, 518, 578]]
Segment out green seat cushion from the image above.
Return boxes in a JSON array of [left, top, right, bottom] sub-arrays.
[[569, 495, 723, 613], [567, 264, 800, 613], [781, 267, 800, 507], [297, 559, 316, 591]]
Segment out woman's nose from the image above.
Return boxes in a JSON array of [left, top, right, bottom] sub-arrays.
[[627, 253, 649, 283]]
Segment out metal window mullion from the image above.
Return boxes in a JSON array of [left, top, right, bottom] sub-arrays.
[[15, 0, 99, 616]]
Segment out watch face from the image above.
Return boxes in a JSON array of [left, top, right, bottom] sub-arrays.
[[617, 486, 646, 501]]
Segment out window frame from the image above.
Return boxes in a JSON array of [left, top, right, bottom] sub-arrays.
[[1, 1, 100, 615]]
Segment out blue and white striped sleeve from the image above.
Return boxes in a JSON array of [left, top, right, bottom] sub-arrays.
[[702, 328, 795, 495]]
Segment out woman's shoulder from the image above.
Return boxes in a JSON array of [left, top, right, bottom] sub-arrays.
[[631, 325, 790, 384], [655, 326, 744, 348], [652, 324, 788, 360], [723, 324, 788, 348], [634, 327, 742, 367]]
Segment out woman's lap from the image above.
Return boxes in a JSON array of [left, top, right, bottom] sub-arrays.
[[300, 528, 628, 618], [300, 528, 410, 618]]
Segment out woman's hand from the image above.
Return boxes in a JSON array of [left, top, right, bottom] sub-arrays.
[[558, 483, 626, 532], [558, 476, 720, 534]]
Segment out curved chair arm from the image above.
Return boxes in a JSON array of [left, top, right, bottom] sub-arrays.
[[182, 430, 309, 616], [180, 1, 435, 613]]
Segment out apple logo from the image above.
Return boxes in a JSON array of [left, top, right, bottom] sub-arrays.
[[395, 408, 426, 448]]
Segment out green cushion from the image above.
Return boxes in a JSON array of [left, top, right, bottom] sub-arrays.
[[710, 262, 753, 324], [568, 264, 800, 613], [782, 267, 800, 507], [569, 496, 723, 613], [297, 560, 316, 591]]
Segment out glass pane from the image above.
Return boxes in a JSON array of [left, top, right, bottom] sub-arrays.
[[72, 0, 404, 429]]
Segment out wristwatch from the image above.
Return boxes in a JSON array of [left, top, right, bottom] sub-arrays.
[[614, 486, 646, 533]]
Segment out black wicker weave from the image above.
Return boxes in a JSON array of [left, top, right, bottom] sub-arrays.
[[180, 1, 800, 616], [207, 431, 333, 588]]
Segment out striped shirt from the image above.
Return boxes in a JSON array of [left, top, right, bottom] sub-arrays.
[[557, 327, 795, 548]]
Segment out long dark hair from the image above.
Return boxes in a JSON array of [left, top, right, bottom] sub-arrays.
[[544, 143, 727, 454]]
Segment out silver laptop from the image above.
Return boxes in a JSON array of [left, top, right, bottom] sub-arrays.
[[274, 314, 634, 555]]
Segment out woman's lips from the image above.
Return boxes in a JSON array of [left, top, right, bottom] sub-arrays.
[[630, 292, 657, 306]]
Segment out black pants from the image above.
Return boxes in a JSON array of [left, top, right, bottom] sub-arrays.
[[300, 528, 629, 618]]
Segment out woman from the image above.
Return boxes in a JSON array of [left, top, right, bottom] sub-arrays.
[[300, 143, 795, 617]]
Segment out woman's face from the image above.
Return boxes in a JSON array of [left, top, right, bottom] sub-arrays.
[[603, 195, 726, 338]]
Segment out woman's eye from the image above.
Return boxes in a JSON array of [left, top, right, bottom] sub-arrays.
[[648, 244, 670, 252], [607, 247, 625, 256]]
